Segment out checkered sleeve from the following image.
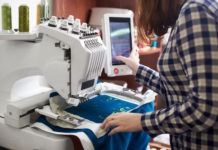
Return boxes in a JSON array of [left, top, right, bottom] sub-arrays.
[[135, 65, 166, 94], [140, 2, 218, 136]]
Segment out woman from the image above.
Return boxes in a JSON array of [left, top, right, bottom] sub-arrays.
[[101, 0, 218, 149]]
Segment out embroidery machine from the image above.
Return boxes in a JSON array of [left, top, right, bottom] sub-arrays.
[[0, 15, 155, 150]]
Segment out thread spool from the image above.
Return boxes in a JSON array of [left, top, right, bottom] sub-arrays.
[[1, 4, 12, 31], [19, 5, 29, 32], [44, 0, 49, 19], [40, 0, 45, 19], [36, 4, 41, 25], [151, 34, 158, 48]]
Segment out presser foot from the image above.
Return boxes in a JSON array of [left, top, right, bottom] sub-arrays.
[[58, 114, 84, 126], [35, 105, 85, 127]]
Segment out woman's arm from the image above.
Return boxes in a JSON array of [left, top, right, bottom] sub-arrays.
[[140, 2, 218, 136], [102, 1, 218, 136]]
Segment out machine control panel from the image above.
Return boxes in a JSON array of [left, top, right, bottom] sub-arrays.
[[102, 13, 134, 77]]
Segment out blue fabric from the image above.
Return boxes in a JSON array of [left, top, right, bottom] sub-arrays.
[[65, 95, 138, 123], [36, 95, 154, 150], [98, 102, 154, 150]]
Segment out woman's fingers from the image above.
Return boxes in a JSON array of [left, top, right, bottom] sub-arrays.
[[101, 113, 119, 130], [108, 126, 123, 136], [101, 117, 109, 129], [101, 112, 143, 136], [130, 48, 138, 56], [115, 48, 140, 75], [101, 114, 124, 135], [104, 120, 119, 132], [115, 56, 128, 63]]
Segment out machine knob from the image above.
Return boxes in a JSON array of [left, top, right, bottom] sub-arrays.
[[87, 26, 91, 32], [80, 23, 88, 33], [60, 20, 69, 31], [72, 19, 81, 34], [75, 18, 81, 25], [48, 16, 58, 27], [68, 15, 74, 25]]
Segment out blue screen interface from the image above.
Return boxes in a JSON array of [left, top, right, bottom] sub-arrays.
[[109, 18, 132, 65]]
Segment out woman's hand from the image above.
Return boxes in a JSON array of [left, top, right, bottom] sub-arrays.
[[116, 48, 140, 75], [101, 112, 143, 136]]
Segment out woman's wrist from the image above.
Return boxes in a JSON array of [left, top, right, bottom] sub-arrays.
[[133, 64, 140, 75]]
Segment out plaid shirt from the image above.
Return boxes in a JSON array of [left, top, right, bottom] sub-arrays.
[[135, 0, 218, 149]]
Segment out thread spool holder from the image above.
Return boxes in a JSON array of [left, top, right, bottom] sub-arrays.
[[0, 29, 39, 41]]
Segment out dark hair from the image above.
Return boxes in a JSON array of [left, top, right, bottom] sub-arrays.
[[136, 0, 184, 43]]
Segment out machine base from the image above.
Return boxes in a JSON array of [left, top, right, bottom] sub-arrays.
[[0, 117, 74, 150]]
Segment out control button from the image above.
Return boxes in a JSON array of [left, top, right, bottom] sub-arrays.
[[114, 68, 119, 74]]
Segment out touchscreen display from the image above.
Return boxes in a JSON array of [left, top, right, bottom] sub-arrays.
[[109, 17, 132, 65]]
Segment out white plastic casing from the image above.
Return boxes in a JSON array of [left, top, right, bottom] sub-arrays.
[[102, 13, 134, 77]]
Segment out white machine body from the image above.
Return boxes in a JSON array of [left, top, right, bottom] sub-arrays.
[[0, 14, 155, 150], [0, 17, 106, 127], [0, 16, 106, 149], [39, 23, 106, 102], [102, 13, 134, 77]]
